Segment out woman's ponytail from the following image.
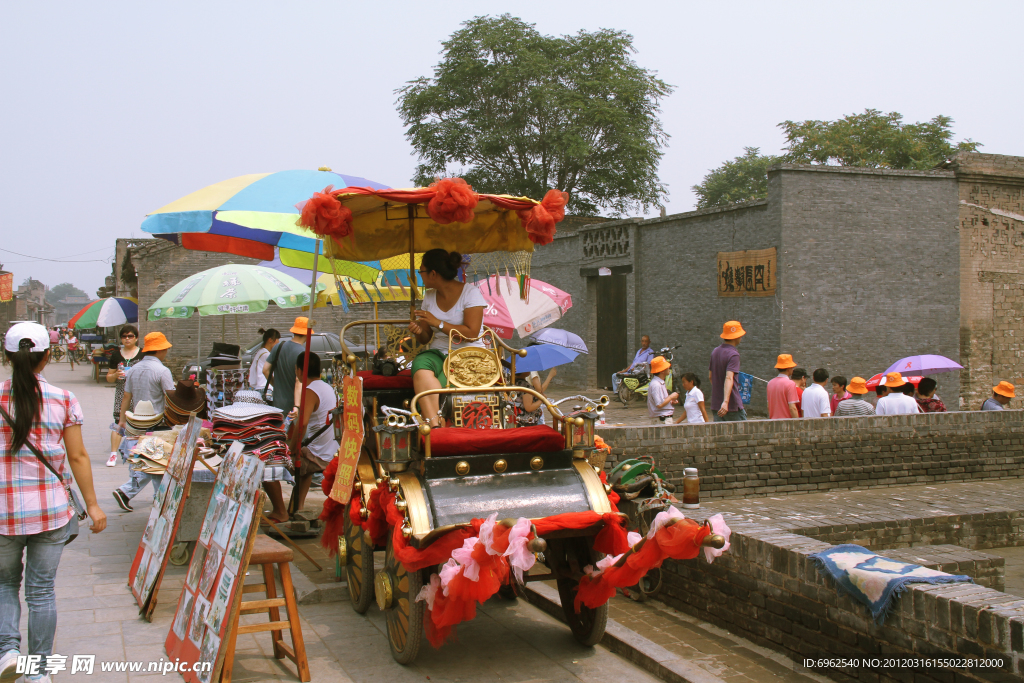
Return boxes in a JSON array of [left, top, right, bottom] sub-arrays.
[[5, 339, 46, 453]]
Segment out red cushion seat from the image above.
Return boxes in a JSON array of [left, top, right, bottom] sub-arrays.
[[357, 369, 414, 391], [427, 425, 565, 457]]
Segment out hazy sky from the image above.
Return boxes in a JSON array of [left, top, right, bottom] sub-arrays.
[[2, 1, 1020, 294]]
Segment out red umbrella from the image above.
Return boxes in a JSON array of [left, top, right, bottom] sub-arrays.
[[865, 373, 922, 389]]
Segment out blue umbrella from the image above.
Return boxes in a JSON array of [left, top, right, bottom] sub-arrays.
[[516, 344, 580, 373], [529, 328, 588, 353]]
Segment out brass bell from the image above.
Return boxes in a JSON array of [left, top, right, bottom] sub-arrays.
[[388, 476, 400, 492], [401, 524, 413, 539], [395, 499, 408, 512]]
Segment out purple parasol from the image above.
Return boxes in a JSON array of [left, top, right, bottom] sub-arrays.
[[884, 355, 963, 376]]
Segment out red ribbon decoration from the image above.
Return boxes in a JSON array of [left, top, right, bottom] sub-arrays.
[[298, 185, 354, 240], [426, 177, 478, 225]]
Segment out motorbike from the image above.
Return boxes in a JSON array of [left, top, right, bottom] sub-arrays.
[[616, 345, 680, 408]]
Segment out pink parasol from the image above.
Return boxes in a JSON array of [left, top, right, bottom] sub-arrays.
[[475, 275, 572, 339]]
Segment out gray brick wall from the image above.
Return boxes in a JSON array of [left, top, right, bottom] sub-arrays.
[[775, 164, 962, 407], [597, 409, 1024, 498]]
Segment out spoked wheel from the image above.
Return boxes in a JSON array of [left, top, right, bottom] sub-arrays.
[[343, 505, 375, 614], [50, 347, 65, 362], [550, 537, 608, 647], [378, 533, 424, 665]]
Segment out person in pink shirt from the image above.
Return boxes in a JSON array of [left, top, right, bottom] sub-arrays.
[[766, 354, 801, 419], [830, 376, 851, 415]]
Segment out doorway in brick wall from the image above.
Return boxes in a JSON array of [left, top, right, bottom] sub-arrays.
[[596, 274, 627, 388]]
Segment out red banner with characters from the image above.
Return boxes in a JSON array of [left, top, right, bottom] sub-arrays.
[[329, 375, 364, 505], [0, 273, 12, 303]]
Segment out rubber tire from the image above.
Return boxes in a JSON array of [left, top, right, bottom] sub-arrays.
[[618, 383, 633, 408], [553, 537, 609, 647], [343, 507, 375, 614], [169, 541, 193, 566], [384, 534, 424, 665]]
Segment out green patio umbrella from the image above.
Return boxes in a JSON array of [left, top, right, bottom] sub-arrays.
[[147, 264, 323, 320]]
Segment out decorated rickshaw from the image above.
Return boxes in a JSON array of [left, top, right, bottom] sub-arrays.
[[296, 180, 732, 664]]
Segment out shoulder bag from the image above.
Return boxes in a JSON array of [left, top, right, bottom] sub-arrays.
[[0, 403, 87, 543]]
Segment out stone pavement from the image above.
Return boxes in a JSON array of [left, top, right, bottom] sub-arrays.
[[5, 361, 667, 682]]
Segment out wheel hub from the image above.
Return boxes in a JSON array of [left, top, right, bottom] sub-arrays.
[[374, 569, 394, 611]]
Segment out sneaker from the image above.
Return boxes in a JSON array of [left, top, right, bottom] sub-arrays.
[[106, 452, 118, 467], [0, 650, 20, 682], [113, 489, 133, 512]]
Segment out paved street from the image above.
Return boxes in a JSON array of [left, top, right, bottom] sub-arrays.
[[4, 361, 665, 682]]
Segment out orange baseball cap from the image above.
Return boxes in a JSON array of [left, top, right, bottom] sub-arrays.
[[651, 356, 672, 374], [721, 321, 745, 340], [847, 377, 869, 394], [884, 371, 906, 388], [141, 332, 172, 352], [290, 317, 312, 335], [993, 381, 1015, 398], [775, 354, 796, 369]]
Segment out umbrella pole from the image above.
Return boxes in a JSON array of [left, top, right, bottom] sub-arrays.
[[374, 301, 379, 348], [292, 239, 320, 473], [408, 204, 416, 321], [197, 316, 201, 368]]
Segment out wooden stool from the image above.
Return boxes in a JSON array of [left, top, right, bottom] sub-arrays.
[[222, 535, 311, 682]]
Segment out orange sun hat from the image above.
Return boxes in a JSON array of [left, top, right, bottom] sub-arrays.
[[720, 321, 745, 340], [775, 354, 796, 369], [290, 316, 312, 335], [847, 377, 869, 394], [884, 371, 906, 388], [141, 332, 172, 352], [993, 381, 1015, 398], [650, 356, 672, 374]]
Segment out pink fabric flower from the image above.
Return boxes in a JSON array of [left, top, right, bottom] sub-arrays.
[[450, 537, 483, 582], [502, 517, 535, 582], [478, 513, 500, 556], [439, 558, 462, 595], [647, 506, 686, 539], [702, 513, 732, 564], [416, 573, 441, 609]]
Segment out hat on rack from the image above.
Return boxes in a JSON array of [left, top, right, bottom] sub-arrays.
[[164, 382, 208, 426], [126, 400, 164, 432], [232, 388, 267, 405]]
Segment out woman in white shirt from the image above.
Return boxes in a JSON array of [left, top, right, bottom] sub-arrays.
[[248, 328, 280, 390], [408, 249, 487, 426], [680, 373, 710, 423]]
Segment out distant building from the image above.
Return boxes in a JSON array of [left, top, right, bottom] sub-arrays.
[[14, 279, 54, 327], [55, 295, 94, 327]]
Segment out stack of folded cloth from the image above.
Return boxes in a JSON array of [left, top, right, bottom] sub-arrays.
[[210, 403, 290, 468], [125, 400, 164, 437]]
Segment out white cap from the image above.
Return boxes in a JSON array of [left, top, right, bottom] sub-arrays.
[[4, 322, 50, 353]]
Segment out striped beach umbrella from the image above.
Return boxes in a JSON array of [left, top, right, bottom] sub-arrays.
[[67, 297, 138, 329]]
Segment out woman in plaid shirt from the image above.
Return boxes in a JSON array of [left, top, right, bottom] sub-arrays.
[[0, 322, 106, 683]]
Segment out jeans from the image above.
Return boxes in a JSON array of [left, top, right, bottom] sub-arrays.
[[118, 468, 161, 500], [713, 408, 748, 422], [0, 522, 71, 657]]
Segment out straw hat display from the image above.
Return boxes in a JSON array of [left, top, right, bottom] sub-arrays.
[[125, 400, 164, 436]]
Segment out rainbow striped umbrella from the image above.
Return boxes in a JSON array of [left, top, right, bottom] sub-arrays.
[[67, 297, 138, 329], [142, 169, 389, 271]]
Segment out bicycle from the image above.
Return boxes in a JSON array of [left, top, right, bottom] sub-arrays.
[[616, 345, 681, 407]]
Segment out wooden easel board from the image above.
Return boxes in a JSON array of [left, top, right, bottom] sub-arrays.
[[128, 417, 201, 620], [164, 442, 266, 683]]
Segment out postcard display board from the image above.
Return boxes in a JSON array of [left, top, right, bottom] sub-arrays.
[[165, 441, 266, 683], [127, 418, 202, 620]]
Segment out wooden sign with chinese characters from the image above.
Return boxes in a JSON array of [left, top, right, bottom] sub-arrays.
[[330, 375, 364, 505], [0, 273, 12, 303], [717, 248, 776, 297]]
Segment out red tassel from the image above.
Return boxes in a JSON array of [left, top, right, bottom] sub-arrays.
[[297, 185, 354, 240], [517, 189, 567, 246], [427, 178, 478, 225]]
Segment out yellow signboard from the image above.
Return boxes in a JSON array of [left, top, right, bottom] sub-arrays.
[[717, 248, 776, 297]]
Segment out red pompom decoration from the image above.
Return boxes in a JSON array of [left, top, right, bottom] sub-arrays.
[[518, 189, 568, 246], [298, 185, 354, 240], [427, 177, 478, 225]]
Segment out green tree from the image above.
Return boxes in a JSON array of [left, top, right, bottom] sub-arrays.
[[691, 148, 782, 210], [692, 109, 981, 209], [45, 282, 88, 305], [780, 109, 981, 168], [396, 15, 673, 216]]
